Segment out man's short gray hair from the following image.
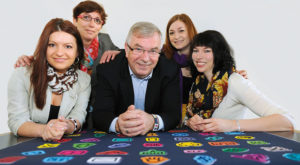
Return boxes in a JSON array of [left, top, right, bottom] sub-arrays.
[[126, 22, 162, 44]]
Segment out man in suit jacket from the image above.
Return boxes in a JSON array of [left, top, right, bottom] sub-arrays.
[[93, 22, 181, 137]]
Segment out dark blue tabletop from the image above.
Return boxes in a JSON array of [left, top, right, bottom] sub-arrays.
[[0, 129, 299, 164]]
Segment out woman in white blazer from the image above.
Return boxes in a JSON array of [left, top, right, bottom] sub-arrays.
[[183, 30, 294, 132], [7, 18, 91, 141]]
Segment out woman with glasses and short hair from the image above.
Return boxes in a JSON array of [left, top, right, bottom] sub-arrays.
[[7, 18, 91, 141], [72, 0, 119, 75]]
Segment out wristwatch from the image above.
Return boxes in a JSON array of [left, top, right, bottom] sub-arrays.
[[152, 114, 159, 131], [69, 117, 78, 134]]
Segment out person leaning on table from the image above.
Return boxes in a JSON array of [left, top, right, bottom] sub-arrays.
[[7, 18, 91, 141], [183, 30, 295, 132], [92, 22, 181, 137]]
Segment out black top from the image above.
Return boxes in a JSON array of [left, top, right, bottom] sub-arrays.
[[182, 76, 193, 104], [47, 105, 60, 122]]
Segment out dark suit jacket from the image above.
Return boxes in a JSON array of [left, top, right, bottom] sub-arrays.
[[92, 50, 181, 132], [84, 33, 119, 129], [91, 33, 119, 90]]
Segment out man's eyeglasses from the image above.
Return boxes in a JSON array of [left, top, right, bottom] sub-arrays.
[[127, 43, 160, 56], [78, 15, 103, 25]]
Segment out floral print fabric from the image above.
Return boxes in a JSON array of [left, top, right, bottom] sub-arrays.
[[80, 37, 99, 75], [183, 68, 235, 125]]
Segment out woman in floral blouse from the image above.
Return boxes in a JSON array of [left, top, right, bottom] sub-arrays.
[[183, 30, 295, 132]]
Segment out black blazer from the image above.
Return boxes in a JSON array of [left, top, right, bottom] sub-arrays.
[[92, 50, 181, 132]]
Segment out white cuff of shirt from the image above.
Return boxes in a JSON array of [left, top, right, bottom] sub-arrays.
[[156, 115, 165, 131], [109, 117, 119, 133]]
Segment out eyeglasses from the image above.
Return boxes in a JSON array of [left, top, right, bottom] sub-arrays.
[[78, 15, 103, 25], [127, 43, 160, 57]]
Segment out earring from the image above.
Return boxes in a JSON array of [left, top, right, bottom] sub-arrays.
[[74, 57, 80, 65]]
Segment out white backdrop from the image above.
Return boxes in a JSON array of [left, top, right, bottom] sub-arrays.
[[0, 0, 299, 133]]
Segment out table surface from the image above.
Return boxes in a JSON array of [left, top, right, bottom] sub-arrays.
[[0, 130, 300, 165], [1, 131, 299, 150]]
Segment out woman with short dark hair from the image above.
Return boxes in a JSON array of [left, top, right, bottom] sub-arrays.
[[184, 30, 294, 132]]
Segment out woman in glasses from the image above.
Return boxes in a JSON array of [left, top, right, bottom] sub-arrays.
[[183, 30, 294, 132], [16, 0, 119, 74], [72, 0, 119, 75], [7, 18, 91, 141]]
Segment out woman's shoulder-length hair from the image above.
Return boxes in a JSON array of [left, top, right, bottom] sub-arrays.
[[31, 18, 84, 109]]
